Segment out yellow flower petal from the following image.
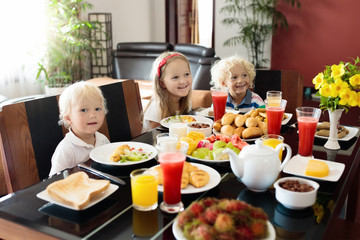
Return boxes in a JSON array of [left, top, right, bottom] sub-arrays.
[[349, 74, 360, 87], [329, 83, 339, 98], [331, 64, 345, 79], [313, 73, 324, 89], [319, 84, 331, 97]]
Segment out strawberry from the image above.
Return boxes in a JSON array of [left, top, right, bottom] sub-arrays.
[[250, 220, 267, 238], [204, 206, 221, 224], [214, 213, 235, 233], [235, 226, 254, 240], [189, 202, 205, 217], [191, 225, 215, 240]]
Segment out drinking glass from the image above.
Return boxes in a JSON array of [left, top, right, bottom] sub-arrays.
[[155, 133, 179, 153], [210, 86, 228, 121], [296, 107, 321, 157], [261, 134, 284, 161], [266, 91, 282, 106], [130, 168, 158, 211], [265, 99, 287, 135], [169, 122, 187, 139], [157, 141, 188, 214]]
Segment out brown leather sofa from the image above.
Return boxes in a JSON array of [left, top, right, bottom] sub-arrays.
[[112, 42, 220, 90]]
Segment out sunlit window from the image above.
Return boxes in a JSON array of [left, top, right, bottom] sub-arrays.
[[0, 0, 46, 99]]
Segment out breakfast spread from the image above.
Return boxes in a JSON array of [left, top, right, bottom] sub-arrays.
[[213, 108, 284, 139], [305, 159, 329, 177], [164, 115, 196, 123], [46, 172, 110, 210], [315, 121, 349, 138], [177, 197, 269, 239], [110, 144, 152, 162], [154, 161, 209, 189]]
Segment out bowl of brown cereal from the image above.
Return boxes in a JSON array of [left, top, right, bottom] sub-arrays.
[[274, 177, 319, 210]]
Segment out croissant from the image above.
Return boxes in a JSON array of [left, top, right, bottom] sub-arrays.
[[110, 144, 130, 162], [189, 170, 210, 188], [181, 172, 190, 189]]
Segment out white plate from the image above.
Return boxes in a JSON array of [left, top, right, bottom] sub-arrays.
[[315, 125, 359, 141], [160, 115, 214, 128], [36, 183, 119, 211], [153, 163, 221, 194], [172, 217, 275, 240], [283, 155, 345, 182], [90, 142, 157, 166], [282, 113, 292, 125]]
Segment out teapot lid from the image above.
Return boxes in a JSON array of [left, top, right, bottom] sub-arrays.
[[242, 139, 276, 156]]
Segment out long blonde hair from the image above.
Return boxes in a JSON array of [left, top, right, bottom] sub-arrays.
[[145, 51, 192, 119], [210, 56, 256, 88]]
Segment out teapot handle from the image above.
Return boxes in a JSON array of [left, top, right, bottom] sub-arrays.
[[276, 143, 292, 171]]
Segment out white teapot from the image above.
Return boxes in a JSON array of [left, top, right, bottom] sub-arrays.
[[223, 139, 292, 192]]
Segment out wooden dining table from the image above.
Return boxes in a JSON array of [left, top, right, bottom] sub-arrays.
[[0, 112, 359, 240]]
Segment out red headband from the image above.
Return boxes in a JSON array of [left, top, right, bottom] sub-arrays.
[[157, 54, 180, 78]]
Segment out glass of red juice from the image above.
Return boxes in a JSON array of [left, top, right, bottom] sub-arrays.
[[210, 86, 228, 121], [158, 151, 186, 214], [265, 99, 287, 135], [296, 107, 321, 157]]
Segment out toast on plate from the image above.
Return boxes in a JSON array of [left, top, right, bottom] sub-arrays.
[[46, 172, 110, 210]]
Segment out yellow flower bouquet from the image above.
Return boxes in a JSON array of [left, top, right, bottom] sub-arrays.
[[312, 57, 360, 112]]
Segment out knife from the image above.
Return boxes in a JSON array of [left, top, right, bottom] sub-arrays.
[[78, 163, 126, 185]]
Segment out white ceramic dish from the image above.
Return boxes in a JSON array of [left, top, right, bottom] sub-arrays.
[[283, 155, 345, 182], [90, 142, 157, 166], [172, 217, 276, 240], [160, 115, 214, 128], [274, 177, 319, 210], [153, 163, 221, 194], [186, 121, 213, 137], [36, 183, 119, 211], [315, 124, 359, 141]]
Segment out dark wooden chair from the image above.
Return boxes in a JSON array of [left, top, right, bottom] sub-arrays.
[[253, 70, 304, 117], [0, 79, 143, 193]]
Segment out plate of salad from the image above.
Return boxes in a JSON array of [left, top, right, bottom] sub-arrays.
[[90, 142, 157, 166]]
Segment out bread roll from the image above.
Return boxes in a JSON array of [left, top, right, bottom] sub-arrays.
[[183, 161, 199, 174], [189, 170, 210, 188], [46, 172, 110, 210], [234, 126, 245, 138], [317, 122, 330, 130], [258, 121, 268, 135], [315, 129, 329, 137], [220, 124, 234, 137], [234, 114, 247, 127], [245, 109, 256, 118], [245, 117, 258, 128], [213, 119, 222, 132], [242, 127, 263, 139], [181, 172, 190, 189], [221, 113, 236, 125]]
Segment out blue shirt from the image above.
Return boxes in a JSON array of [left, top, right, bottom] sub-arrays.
[[226, 89, 264, 113]]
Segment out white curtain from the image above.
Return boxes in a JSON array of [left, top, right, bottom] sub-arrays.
[[0, 0, 46, 100]]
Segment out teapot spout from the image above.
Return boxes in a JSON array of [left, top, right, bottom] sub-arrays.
[[223, 148, 244, 179]]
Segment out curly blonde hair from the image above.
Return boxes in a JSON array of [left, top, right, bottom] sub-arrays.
[[145, 51, 192, 119], [58, 81, 107, 128], [210, 56, 256, 88]]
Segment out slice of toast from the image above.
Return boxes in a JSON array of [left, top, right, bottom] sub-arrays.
[[46, 172, 110, 210]]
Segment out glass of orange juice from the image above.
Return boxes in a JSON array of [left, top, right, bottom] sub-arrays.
[[130, 168, 158, 211], [266, 90, 282, 106], [261, 134, 284, 161]]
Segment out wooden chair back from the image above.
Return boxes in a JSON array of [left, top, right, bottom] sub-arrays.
[[254, 70, 304, 116], [0, 79, 143, 193]]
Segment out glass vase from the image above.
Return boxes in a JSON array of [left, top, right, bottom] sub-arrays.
[[324, 109, 344, 150]]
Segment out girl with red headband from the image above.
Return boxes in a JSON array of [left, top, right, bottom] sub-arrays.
[[143, 52, 193, 129]]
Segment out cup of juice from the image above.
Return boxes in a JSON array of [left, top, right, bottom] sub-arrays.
[[155, 133, 178, 153], [261, 134, 284, 161], [130, 168, 158, 211], [158, 151, 186, 214], [265, 99, 287, 135], [210, 86, 228, 121], [296, 107, 321, 157]]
